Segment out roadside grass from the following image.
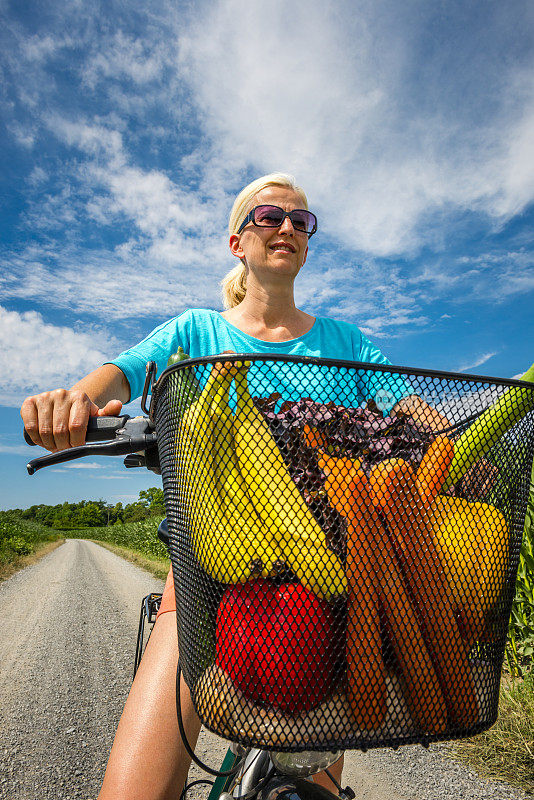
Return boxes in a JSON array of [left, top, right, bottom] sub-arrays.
[[0, 511, 64, 580], [89, 540, 170, 582], [73, 515, 168, 561], [452, 674, 534, 795]]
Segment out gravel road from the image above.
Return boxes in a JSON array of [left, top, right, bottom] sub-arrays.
[[0, 539, 526, 800]]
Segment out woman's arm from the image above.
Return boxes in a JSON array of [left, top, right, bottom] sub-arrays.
[[20, 363, 130, 452]]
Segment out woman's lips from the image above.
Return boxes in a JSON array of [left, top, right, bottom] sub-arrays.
[[270, 243, 296, 253]]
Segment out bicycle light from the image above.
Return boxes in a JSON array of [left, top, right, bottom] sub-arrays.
[[270, 750, 342, 777]]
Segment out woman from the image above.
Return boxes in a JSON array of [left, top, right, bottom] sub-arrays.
[[21, 173, 446, 800]]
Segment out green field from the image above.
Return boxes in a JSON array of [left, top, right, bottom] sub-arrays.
[[0, 510, 63, 571], [73, 515, 168, 560]]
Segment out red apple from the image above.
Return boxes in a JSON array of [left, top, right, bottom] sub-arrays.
[[215, 579, 337, 714]]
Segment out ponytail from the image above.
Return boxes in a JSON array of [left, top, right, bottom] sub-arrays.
[[221, 263, 247, 309]]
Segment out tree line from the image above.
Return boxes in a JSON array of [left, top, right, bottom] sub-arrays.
[[18, 487, 165, 530]]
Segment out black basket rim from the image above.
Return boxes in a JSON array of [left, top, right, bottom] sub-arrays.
[[151, 352, 534, 405]]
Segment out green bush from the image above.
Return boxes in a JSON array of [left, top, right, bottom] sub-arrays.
[[506, 460, 534, 676], [74, 516, 169, 560], [0, 511, 60, 566]]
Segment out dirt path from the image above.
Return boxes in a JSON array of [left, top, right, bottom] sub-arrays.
[[0, 539, 525, 800]]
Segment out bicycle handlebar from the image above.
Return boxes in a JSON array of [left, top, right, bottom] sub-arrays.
[[24, 415, 159, 475], [23, 415, 132, 447]]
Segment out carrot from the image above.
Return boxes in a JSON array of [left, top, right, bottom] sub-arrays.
[[302, 424, 330, 451], [370, 463, 479, 729], [368, 458, 416, 512], [318, 452, 362, 477], [325, 470, 448, 734], [416, 435, 455, 506], [350, 478, 448, 734], [324, 468, 387, 729], [372, 521, 448, 733], [345, 514, 388, 731]]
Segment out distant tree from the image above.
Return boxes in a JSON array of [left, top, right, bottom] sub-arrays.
[[123, 501, 149, 522], [139, 487, 165, 515], [111, 502, 124, 524]]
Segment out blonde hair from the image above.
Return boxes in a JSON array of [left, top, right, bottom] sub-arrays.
[[221, 173, 308, 309]]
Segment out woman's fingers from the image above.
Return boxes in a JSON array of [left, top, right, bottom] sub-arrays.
[[52, 389, 79, 451], [97, 399, 123, 417], [21, 389, 114, 452], [33, 392, 57, 451], [68, 392, 98, 448], [22, 388, 124, 452], [20, 396, 44, 448]]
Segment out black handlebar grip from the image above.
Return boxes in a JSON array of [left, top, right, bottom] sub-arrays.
[[23, 415, 130, 446]]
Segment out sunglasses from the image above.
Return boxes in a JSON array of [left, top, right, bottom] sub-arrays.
[[237, 204, 318, 237]]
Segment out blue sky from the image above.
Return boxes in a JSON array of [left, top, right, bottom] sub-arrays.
[[1, 0, 533, 510]]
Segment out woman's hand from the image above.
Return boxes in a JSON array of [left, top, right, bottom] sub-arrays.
[[21, 389, 123, 452], [21, 364, 129, 452], [393, 395, 451, 430]]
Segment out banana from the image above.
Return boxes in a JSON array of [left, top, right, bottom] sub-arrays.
[[210, 369, 281, 579], [178, 364, 273, 584], [232, 365, 347, 601]]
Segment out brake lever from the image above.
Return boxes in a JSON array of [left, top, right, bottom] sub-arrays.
[[26, 417, 158, 475]]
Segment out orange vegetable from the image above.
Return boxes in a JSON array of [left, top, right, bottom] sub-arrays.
[[369, 462, 479, 729], [371, 521, 448, 733], [350, 478, 447, 734], [302, 424, 330, 451], [324, 471, 447, 734], [416, 435, 455, 506], [345, 514, 388, 731], [368, 458, 416, 512], [324, 469, 386, 729]]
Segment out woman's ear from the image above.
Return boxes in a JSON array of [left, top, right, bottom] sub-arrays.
[[229, 234, 244, 259]]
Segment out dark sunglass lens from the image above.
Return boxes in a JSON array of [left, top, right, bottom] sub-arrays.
[[254, 205, 284, 226], [291, 211, 311, 232]]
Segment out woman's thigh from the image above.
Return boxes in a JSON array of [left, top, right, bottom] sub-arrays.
[[98, 610, 202, 800]]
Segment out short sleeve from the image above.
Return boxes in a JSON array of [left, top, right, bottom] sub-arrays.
[[106, 313, 191, 401], [358, 332, 413, 412]]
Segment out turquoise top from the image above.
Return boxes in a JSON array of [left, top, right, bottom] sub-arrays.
[[108, 309, 411, 411]]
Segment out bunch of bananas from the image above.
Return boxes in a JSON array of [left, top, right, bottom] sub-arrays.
[[177, 360, 346, 601]]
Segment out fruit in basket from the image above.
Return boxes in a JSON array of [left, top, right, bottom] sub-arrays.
[[428, 495, 508, 643], [215, 579, 337, 714], [178, 364, 279, 584], [232, 365, 347, 601], [209, 368, 282, 576]]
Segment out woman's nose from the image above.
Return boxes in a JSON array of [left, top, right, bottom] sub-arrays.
[[278, 214, 295, 234]]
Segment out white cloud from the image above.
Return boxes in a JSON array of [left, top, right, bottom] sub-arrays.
[[178, 0, 534, 256], [0, 306, 118, 406], [62, 461, 106, 469], [457, 352, 498, 373], [409, 250, 534, 306], [0, 442, 34, 456], [83, 31, 166, 88]]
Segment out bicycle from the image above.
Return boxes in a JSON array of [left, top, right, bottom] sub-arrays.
[[25, 353, 534, 800]]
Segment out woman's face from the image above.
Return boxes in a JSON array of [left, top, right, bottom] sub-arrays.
[[229, 185, 310, 279]]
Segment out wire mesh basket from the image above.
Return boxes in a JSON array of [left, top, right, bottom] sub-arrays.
[[149, 354, 534, 752]]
